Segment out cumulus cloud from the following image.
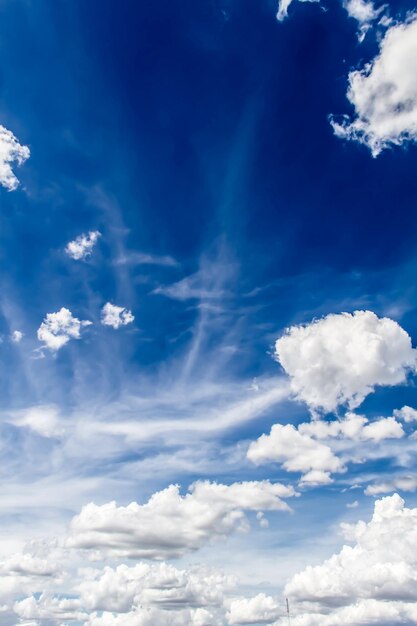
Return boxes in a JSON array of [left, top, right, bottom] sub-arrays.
[[365, 475, 417, 495], [0, 125, 30, 191], [67, 480, 296, 559], [393, 405, 417, 423], [78, 562, 234, 613], [85, 606, 218, 626], [280, 494, 417, 625], [247, 412, 404, 484], [37, 307, 92, 351], [227, 593, 281, 624], [247, 424, 344, 485], [65, 231, 101, 260], [101, 303, 134, 329], [330, 16, 417, 156], [275, 311, 417, 413]]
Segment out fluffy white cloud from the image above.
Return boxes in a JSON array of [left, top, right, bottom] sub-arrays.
[[11, 330, 23, 343], [85, 606, 218, 626], [227, 593, 281, 624], [67, 480, 296, 559], [330, 16, 417, 156], [281, 495, 417, 624], [343, 0, 384, 41], [14, 594, 83, 622], [11, 405, 64, 439], [275, 311, 416, 413], [248, 412, 404, 484], [0, 125, 30, 191], [78, 562, 234, 613], [65, 231, 101, 260], [101, 303, 134, 329], [37, 307, 92, 351], [247, 424, 344, 485], [365, 475, 417, 495], [393, 405, 417, 423]]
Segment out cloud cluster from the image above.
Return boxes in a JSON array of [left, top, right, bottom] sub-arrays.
[[275, 311, 416, 413], [67, 480, 295, 559], [0, 124, 30, 191], [247, 412, 404, 485], [331, 16, 417, 156], [365, 475, 417, 495], [343, 0, 384, 41], [65, 231, 101, 260], [227, 593, 281, 624], [278, 494, 417, 624], [101, 303, 134, 329], [37, 307, 92, 351]]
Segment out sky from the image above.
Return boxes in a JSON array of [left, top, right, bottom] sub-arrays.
[[0, 0, 417, 624]]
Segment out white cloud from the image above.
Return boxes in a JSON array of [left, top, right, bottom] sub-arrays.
[[67, 480, 296, 559], [65, 231, 101, 260], [393, 405, 417, 423], [0, 125, 30, 191], [365, 475, 417, 495], [280, 494, 417, 624], [247, 423, 344, 485], [101, 303, 134, 329], [343, 0, 384, 41], [330, 16, 417, 156], [78, 562, 234, 613], [248, 412, 404, 484], [11, 405, 64, 439], [37, 307, 92, 351], [227, 593, 281, 624], [85, 606, 218, 626], [11, 330, 23, 343], [275, 311, 416, 413]]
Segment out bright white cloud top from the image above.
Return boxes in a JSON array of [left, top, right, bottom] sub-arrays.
[[280, 494, 417, 625], [37, 307, 92, 351], [101, 302, 134, 329], [0, 124, 30, 191], [67, 480, 295, 559], [275, 310, 417, 413], [65, 230, 101, 260], [331, 15, 417, 156]]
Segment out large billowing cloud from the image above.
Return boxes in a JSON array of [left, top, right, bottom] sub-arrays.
[[331, 16, 417, 156], [0, 124, 30, 191], [275, 311, 416, 413], [247, 412, 404, 485], [37, 307, 92, 351], [67, 480, 296, 559], [277, 494, 417, 625]]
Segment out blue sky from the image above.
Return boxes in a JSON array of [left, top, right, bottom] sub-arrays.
[[1, 0, 417, 625]]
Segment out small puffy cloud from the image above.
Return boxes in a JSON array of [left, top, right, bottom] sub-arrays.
[[299, 412, 404, 442], [280, 494, 417, 625], [365, 475, 417, 495], [330, 16, 417, 156], [247, 423, 344, 485], [227, 593, 281, 624], [275, 311, 416, 414], [65, 231, 101, 260], [37, 307, 92, 351], [393, 405, 417, 423], [101, 303, 134, 329], [67, 480, 295, 559], [343, 0, 384, 41], [11, 330, 23, 343], [0, 125, 30, 191]]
